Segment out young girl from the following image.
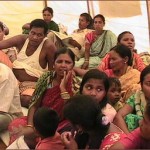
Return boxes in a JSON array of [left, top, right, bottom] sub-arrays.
[[110, 103, 150, 149], [107, 77, 123, 111], [80, 69, 116, 122]]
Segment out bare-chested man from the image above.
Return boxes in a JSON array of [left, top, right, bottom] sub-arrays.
[[0, 19, 57, 107]]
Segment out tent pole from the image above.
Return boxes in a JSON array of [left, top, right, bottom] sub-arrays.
[[86, 0, 90, 14], [146, 0, 150, 47], [43, 0, 47, 7]]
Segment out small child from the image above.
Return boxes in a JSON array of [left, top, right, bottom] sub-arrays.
[[107, 77, 123, 111], [110, 103, 150, 149], [33, 107, 64, 150]]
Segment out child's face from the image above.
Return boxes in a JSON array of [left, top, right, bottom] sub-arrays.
[[82, 78, 106, 103], [107, 83, 121, 105], [140, 112, 150, 140]]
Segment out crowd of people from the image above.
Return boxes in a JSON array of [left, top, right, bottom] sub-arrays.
[[0, 6, 150, 150]]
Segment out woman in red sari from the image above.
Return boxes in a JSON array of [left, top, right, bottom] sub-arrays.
[[8, 47, 80, 145]]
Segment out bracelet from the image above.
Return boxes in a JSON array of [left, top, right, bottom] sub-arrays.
[[26, 124, 34, 128], [84, 60, 89, 63], [61, 92, 69, 95], [61, 92, 71, 100], [85, 59, 89, 61]]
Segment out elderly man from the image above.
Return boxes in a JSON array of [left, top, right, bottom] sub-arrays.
[[0, 19, 57, 107]]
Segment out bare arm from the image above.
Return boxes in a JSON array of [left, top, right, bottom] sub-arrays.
[[27, 96, 42, 126], [46, 40, 57, 70], [113, 104, 133, 134], [109, 141, 125, 150], [0, 34, 27, 51], [73, 67, 89, 77], [81, 42, 90, 69], [69, 39, 81, 50]]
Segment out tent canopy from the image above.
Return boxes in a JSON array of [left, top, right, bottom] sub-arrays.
[[0, 1, 149, 53]]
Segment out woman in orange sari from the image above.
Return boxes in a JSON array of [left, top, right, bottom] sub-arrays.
[[104, 44, 140, 103]]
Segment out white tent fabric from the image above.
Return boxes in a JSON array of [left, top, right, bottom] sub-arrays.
[[0, 1, 149, 53]]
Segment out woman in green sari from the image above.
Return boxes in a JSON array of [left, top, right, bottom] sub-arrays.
[[75, 14, 117, 69]]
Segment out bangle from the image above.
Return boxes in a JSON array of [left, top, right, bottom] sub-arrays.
[[61, 92, 69, 95], [26, 124, 34, 128], [85, 59, 89, 61], [61, 92, 70, 100]]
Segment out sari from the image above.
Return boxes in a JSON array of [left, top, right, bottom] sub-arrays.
[[100, 132, 125, 150], [105, 66, 141, 103], [8, 71, 80, 144], [125, 90, 146, 131], [98, 52, 145, 72], [75, 30, 117, 69]]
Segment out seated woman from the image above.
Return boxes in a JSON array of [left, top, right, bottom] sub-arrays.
[[61, 95, 124, 150], [98, 31, 146, 72], [22, 7, 59, 34], [75, 14, 117, 69], [110, 103, 150, 149], [48, 12, 93, 60], [104, 44, 141, 103], [80, 69, 116, 123], [113, 65, 150, 134], [8, 48, 80, 145]]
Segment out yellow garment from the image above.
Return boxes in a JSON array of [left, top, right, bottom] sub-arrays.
[[13, 37, 48, 78], [119, 66, 141, 102]]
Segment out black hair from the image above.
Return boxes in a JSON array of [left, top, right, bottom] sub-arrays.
[[93, 14, 105, 24], [80, 69, 109, 109], [108, 77, 121, 89], [30, 19, 48, 35], [42, 7, 53, 16], [80, 13, 93, 29], [110, 44, 132, 66], [54, 47, 75, 66], [140, 65, 150, 86], [33, 107, 59, 138], [0, 22, 4, 31], [64, 95, 110, 149], [117, 31, 133, 43]]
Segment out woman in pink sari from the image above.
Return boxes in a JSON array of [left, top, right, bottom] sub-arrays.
[[8, 48, 80, 146], [98, 31, 145, 72]]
